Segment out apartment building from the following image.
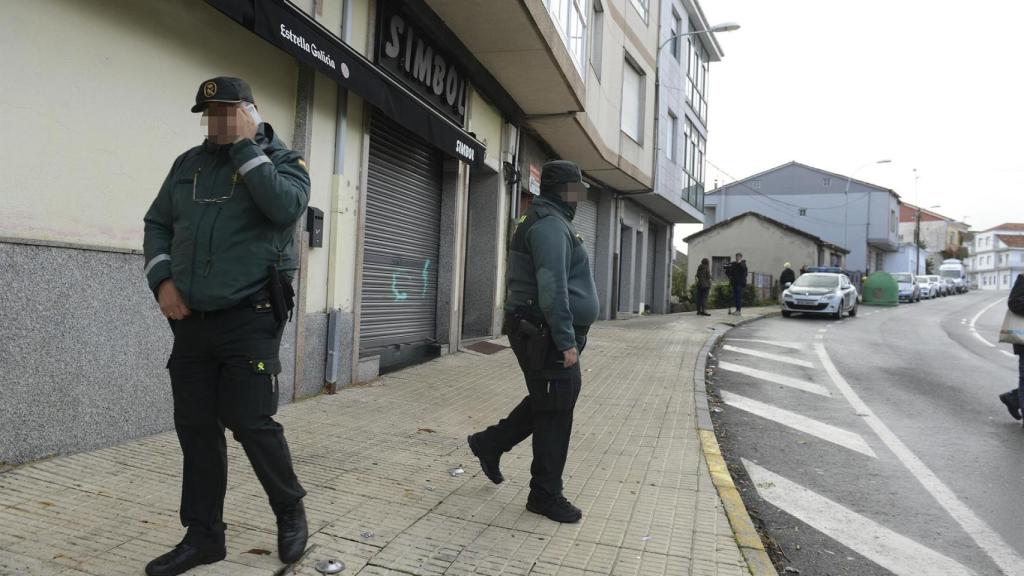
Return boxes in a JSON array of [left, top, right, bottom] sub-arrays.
[[2, 0, 726, 462], [968, 223, 1024, 290], [702, 161, 901, 275]]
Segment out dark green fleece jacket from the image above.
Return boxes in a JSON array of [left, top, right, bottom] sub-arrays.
[[505, 195, 600, 351], [142, 123, 310, 312]]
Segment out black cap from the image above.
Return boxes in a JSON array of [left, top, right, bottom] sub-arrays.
[[191, 77, 254, 113], [540, 160, 588, 196]]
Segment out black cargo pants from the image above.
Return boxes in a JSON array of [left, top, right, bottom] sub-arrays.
[[166, 296, 305, 546], [475, 314, 586, 500]]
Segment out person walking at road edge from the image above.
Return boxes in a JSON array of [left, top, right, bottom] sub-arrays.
[[142, 77, 309, 576], [780, 262, 796, 288], [696, 258, 711, 316], [467, 160, 600, 524], [998, 273, 1024, 423]]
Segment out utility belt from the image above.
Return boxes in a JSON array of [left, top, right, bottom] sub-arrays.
[[505, 306, 589, 373], [192, 266, 294, 323]]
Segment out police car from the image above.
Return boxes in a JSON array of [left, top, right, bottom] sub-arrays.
[[781, 272, 859, 319]]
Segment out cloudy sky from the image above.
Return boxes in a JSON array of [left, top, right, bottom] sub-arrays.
[[674, 0, 1024, 252]]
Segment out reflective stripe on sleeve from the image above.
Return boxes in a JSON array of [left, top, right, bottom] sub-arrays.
[[237, 155, 272, 177], [144, 254, 171, 276]]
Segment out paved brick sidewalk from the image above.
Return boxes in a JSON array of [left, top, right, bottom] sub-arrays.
[[0, 308, 773, 576]]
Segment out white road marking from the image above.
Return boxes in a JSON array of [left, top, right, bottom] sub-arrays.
[[743, 459, 976, 576], [968, 298, 1006, 349], [720, 391, 876, 457], [728, 338, 806, 350], [716, 361, 831, 397], [722, 345, 815, 368], [818, 328, 828, 333], [814, 342, 1024, 575]]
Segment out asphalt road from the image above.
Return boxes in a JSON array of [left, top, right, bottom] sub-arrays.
[[707, 290, 1023, 576]]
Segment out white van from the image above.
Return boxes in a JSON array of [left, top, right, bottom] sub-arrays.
[[938, 259, 967, 294]]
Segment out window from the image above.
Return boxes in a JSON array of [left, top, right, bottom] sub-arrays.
[[630, 0, 648, 21], [891, 210, 896, 233], [590, 0, 603, 79], [621, 56, 645, 143], [712, 256, 730, 280], [685, 20, 710, 123], [670, 10, 682, 61], [752, 180, 761, 189], [666, 111, 678, 161], [823, 177, 832, 187], [799, 208, 807, 216], [545, 0, 588, 73], [681, 118, 706, 210]]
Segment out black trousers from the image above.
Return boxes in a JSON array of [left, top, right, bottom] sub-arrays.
[[166, 303, 305, 545], [475, 318, 584, 500], [697, 286, 710, 313]]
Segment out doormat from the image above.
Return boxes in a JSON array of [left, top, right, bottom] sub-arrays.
[[465, 341, 508, 355]]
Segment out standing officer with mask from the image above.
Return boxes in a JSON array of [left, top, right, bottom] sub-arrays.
[[142, 77, 309, 575], [467, 160, 599, 523]]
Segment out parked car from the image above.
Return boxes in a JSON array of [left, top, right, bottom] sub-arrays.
[[917, 275, 933, 299], [925, 275, 943, 298], [781, 273, 859, 319], [943, 277, 958, 296], [893, 273, 920, 303]]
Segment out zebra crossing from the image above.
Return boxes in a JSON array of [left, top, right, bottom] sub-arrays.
[[708, 324, 1017, 576]]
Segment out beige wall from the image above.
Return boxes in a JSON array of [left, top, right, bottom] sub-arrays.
[[583, 0, 657, 183], [0, 0, 298, 250], [687, 216, 821, 285]]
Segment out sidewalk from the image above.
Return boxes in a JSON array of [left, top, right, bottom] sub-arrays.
[[0, 307, 776, 576]]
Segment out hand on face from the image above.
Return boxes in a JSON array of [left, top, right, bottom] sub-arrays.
[[206, 102, 258, 145]]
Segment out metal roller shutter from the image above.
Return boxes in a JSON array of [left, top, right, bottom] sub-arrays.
[[574, 199, 598, 273], [360, 113, 443, 356]]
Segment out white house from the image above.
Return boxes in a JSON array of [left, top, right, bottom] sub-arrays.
[[968, 223, 1024, 290]]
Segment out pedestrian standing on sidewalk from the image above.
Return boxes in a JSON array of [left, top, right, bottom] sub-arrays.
[[467, 160, 599, 524], [696, 258, 711, 316], [998, 273, 1024, 422], [141, 77, 310, 576], [780, 262, 796, 287], [725, 253, 748, 315]]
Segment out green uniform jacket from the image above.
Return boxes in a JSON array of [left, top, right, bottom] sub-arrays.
[[143, 123, 310, 312], [505, 196, 600, 352]]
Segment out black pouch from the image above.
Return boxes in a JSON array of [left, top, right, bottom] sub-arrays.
[[267, 265, 296, 324]]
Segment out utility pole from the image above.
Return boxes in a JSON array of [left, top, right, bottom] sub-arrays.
[[913, 169, 920, 275]]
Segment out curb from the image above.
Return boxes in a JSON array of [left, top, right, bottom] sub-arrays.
[[693, 311, 781, 576]]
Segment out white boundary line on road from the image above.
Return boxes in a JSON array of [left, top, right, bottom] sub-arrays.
[[722, 345, 815, 368], [814, 342, 1024, 575], [720, 390, 876, 457], [717, 361, 832, 397], [743, 459, 975, 576], [728, 338, 806, 350], [968, 298, 1005, 349]]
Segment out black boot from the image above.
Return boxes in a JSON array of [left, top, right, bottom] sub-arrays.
[[999, 392, 1022, 420], [276, 501, 308, 564], [145, 540, 226, 576], [468, 434, 504, 484], [526, 493, 582, 523]]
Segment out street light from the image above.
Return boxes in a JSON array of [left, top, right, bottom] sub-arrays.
[[652, 22, 740, 198], [843, 159, 891, 270]]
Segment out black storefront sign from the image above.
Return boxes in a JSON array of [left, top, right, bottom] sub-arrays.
[[376, 1, 467, 125], [204, 0, 484, 167]]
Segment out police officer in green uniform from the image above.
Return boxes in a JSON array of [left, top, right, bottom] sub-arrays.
[[142, 77, 309, 575], [467, 160, 600, 523]]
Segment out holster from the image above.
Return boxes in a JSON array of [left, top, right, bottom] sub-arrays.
[[509, 309, 552, 373], [267, 265, 296, 324]]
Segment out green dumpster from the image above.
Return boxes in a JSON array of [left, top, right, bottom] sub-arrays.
[[862, 271, 899, 306]]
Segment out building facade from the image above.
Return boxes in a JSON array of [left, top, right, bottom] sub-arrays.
[[967, 224, 1024, 290], [897, 203, 968, 274], [883, 243, 928, 276], [684, 212, 848, 288], [1, 0, 725, 463], [703, 162, 901, 274]]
